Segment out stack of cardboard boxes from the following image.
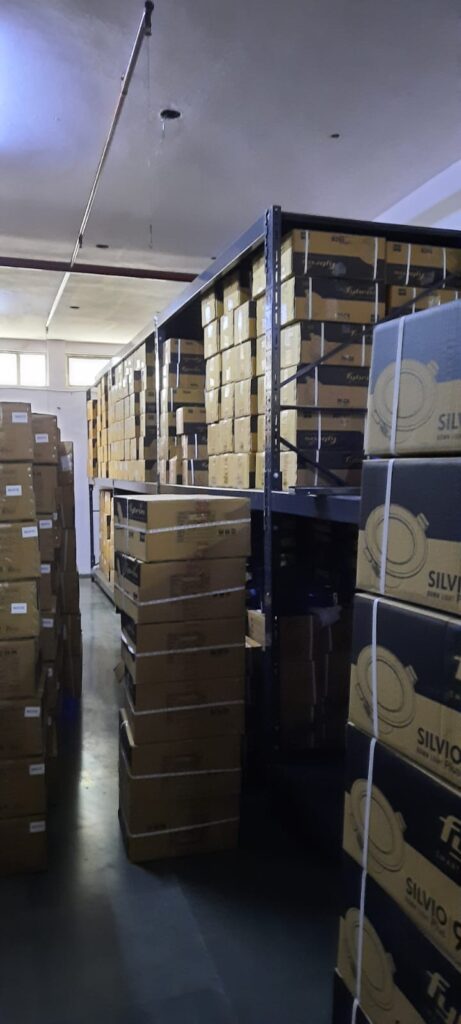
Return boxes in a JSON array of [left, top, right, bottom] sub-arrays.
[[114, 493, 250, 861], [86, 397, 98, 479], [99, 489, 115, 586], [159, 339, 206, 486], [333, 300, 461, 1022], [56, 440, 82, 702]]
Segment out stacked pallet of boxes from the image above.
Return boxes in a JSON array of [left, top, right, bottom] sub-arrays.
[[86, 396, 98, 479], [99, 489, 114, 585], [0, 403, 46, 873], [333, 300, 461, 1022], [159, 338, 206, 486], [56, 440, 82, 702], [115, 493, 250, 861], [107, 342, 157, 483]]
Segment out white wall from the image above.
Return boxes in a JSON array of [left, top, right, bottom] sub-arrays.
[[0, 337, 123, 574]]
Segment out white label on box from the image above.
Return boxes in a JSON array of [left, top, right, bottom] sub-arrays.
[[6, 485, 22, 497], [12, 411, 28, 424], [24, 706, 40, 718], [40, 563, 51, 575], [29, 763, 45, 776], [22, 525, 38, 539], [35, 433, 49, 444], [29, 821, 46, 834], [11, 603, 27, 614], [42, 617, 54, 628], [39, 519, 52, 529]]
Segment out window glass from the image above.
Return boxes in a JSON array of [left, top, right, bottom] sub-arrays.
[[0, 352, 18, 385], [68, 357, 108, 386], [19, 352, 47, 387]]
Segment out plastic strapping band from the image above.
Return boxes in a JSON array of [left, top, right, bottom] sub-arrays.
[[178, 338, 181, 362], [308, 277, 313, 320], [442, 247, 447, 281], [304, 230, 310, 275], [120, 807, 239, 840], [175, 363, 180, 388], [320, 322, 325, 359], [371, 598, 379, 737], [379, 459, 394, 594], [190, 459, 195, 485], [115, 584, 244, 607], [374, 282, 378, 322], [389, 316, 405, 455], [194, 435, 198, 459], [405, 243, 412, 286], [317, 412, 322, 450], [354, 736, 377, 1010], [373, 236, 378, 280], [127, 517, 251, 535], [314, 368, 318, 406], [121, 749, 240, 781]]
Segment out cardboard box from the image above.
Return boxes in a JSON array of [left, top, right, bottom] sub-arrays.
[[258, 365, 369, 412], [32, 465, 58, 514], [357, 457, 461, 614], [366, 301, 461, 456], [32, 413, 59, 464], [0, 463, 35, 522], [223, 271, 250, 313], [168, 456, 182, 485], [234, 300, 256, 344], [280, 449, 362, 489], [350, 593, 461, 790], [247, 609, 265, 648], [0, 815, 47, 874], [36, 517, 58, 562], [281, 276, 385, 325], [337, 851, 460, 1024], [0, 403, 34, 462], [251, 253, 265, 298], [0, 522, 40, 580], [160, 387, 203, 413], [38, 563, 57, 610], [162, 368, 205, 392], [176, 406, 207, 434], [234, 378, 258, 418], [180, 435, 207, 461], [255, 452, 264, 490], [219, 312, 234, 351], [205, 353, 221, 392], [221, 383, 234, 420], [205, 387, 220, 424], [207, 422, 220, 456], [59, 572, 80, 614], [115, 553, 245, 622], [56, 484, 75, 528], [163, 338, 204, 363], [385, 240, 461, 287], [280, 321, 371, 369], [343, 724, 461, 967], [0, 638, 37, 700], [234, 339, 257, 381], [126, 494, 250, 562], [121, 614, 244, 656], [219, 418, 234, 453], [181, 459, 209, 486], [0, 581, 39, 639], [123, 676, 244, 745], [201, 290, 223, 327], [281, 230, 385, 282], [204, 320, 220, 359], [234, 416, 258, 454], [0, 756, 46, 819], [256, 295, 266, 335], [122, 636, 245, 688], [59, 528, 77, 572], [387, 285, 459, 315], [221, 348, 236, 385], [57, 441, 74, 485], [280, 410, 365, 452], [39, 614, 58, 661], [231, 453, 256, 489], [0, 697, 43, 757], [120, 709, 241, 772], [117, 576, 244, 626]]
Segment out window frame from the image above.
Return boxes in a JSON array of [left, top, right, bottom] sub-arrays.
[[0, 351, 48, 387], [66, 354, 110, 388]]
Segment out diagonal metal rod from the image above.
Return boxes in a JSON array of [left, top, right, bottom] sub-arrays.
[[45, 1, 154, 335]]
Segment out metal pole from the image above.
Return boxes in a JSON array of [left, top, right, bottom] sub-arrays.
[[45, 1, 155, 334], [89, 482, 96, 570], [263, 205, 282, 762]]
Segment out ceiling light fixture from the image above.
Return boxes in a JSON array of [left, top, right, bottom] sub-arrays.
[[69, 305, 80, 310], [160, 108, 181, 122], [330, 132, 340, 139], [96, 243, 109, 249]]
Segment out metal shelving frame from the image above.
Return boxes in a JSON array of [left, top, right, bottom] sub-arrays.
[[89, 206, 461, 754]]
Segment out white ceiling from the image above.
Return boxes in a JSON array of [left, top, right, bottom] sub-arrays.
[[1, 0, 461, 344]]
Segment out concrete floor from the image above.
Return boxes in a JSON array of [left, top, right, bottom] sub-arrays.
[[0, 579, 340, 1024]]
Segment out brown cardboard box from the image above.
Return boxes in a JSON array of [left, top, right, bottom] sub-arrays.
[[343, 724, 461, 967], [0, 815, 47, 874], [121, 614, 244, 656], [234, 416, 258, 454], [234, 339, 257, 381], [205, 387, 220, 424], [0, 638, 37, 699], [38, 563, 57, 611], [59, 572, 80, 614], [223, 272, 250, 313], [366, 302, 461, 456], [0, 697, 43, 757], [0, 522, 40, 580], [219, 312, 234, 351], [357, 457, 461, 615], [32, 465, 58, 514], [60, 528, 77, 572], [56, 485, 75, 528], [207, 422, 220, 456], [39, 614, 58, 661], [120, 808, 239, 863], [122, 636, 244, 688], [204, 320, 220, 359], [221, 348, 237, 385], [126, 494, 250, 562], [281, 230, 385, 282], [350, 593, 461, 790], [385, 240, 461, 287], [247, 609, 265, 648], [0, 581, 39, 639], [234, 300, 256, 344], [258, 366, 369, 412], [281, 276, 385, 325], [280, 450, 362, 489], [163, 338, 203, 362], [162, 370, 205, 393], [251, 253, 265, 298], [280, 321, 371, 369], [230, 453, 256, 489], [121, 711, 241, 773], [123, 677, 244, 744], [168, 456, 182, 485], [181, 459, 208, 486], [0, 463, 35, 522], [115, 553, 245, 624], [32, 413, 59, 464], [234, 378, 258, 418], [219, 418, 234, 453], [280, 410, 365, 452], [205, 353, 221, 392], [255, 452, 264, 490], [37, 517, 58, 562], [201, 290, 223, 327], [0, 756, 46, 819], [124, 657, 244, 713], [387, 285, 459, 315], [0, 403, 34, 462], [256, 295, 265, 335], [57, 441, 74, 484], [176, 406, 207, 433], [221, 383, 234, 420]]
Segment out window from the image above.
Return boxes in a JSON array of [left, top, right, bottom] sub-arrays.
[[0, 351, 47, 386], [67, 356, 109, 387]]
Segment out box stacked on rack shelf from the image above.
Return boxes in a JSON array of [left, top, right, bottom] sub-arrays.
[[159, 338, 206, 486], [99, 489, 114, 585], [97, 340, 156, 483], [56, 441, 82, 701], [0, 402, 46, 874], [86, 397, 98, 479], [333, 299, 461, 1022], [385, 239, 461, 318], [115, 494, 250, 861]]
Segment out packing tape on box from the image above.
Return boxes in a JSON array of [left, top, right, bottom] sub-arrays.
[[352, 736, 377, 1020], [120, 748, 241, 781], [126, 517, 250, 535], [123, 680, 244, 717], [379, 458, 394, 594], [115, 583, 245, 607], [121, 630, 244, 659], [303, 230, 310, 275], [373, 237, 379, 281], [120, 806, 239, 841]]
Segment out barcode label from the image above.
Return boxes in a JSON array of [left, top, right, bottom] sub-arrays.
[[22, 526, 38, 538], [39, 519, 52, 529], [42, 618, 54, 628], [29, 764, 45, 776], [29, 821, 46, 834], [6, 485, 22, 497], [12, 412, 28, 424], [24, 707, 40, 718], [40, 564, 51, 575], [35, 433, 49, 444], [11, 603, 27, 614]]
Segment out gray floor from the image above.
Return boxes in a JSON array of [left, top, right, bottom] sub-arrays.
[[0, 579, 339, 1024]]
